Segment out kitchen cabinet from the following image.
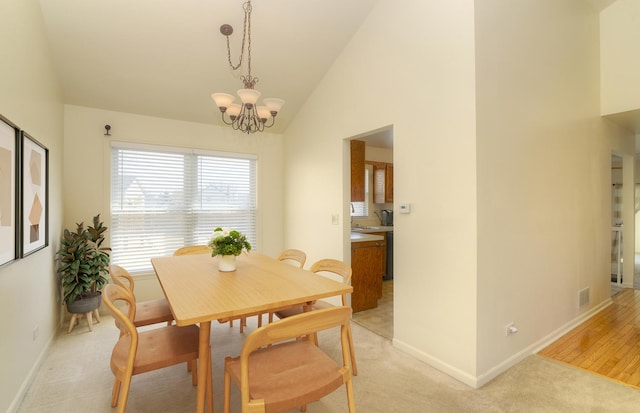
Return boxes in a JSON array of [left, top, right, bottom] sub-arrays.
[[372, 162, 393, 204], [370, 232, 387, 296], [350, 140, 365, 202], [351, 238, 385, 312]]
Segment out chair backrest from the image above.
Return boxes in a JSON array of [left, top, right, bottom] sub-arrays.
[[102, 284, 138, 355], [310, 259, 352, 306], [241, 305, 353, 372], [109, 264, 135, 294], [173, 245, 212, 256], [277, 248, 307, 268]]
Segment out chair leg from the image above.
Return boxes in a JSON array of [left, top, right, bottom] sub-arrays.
[[345, 374, 356, 413], [223, 357, 232, 413], [116, 375, 133, 413], [111, 378, 121, 408], [206, 347, 213, 413], [257, 314, 262, 328], [190, 359, 198, 386], [347, 327, 358, 376]]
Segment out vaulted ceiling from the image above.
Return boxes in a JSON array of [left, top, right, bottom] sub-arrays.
[[38, 0, 378, 134], [38, 0, 623, 139]]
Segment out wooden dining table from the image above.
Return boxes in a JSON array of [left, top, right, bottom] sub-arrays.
[[151, 252, 353, 413]]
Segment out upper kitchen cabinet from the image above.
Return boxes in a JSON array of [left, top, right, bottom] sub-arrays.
[[372, 162, 393, 204], [350, 140, 365, 202]]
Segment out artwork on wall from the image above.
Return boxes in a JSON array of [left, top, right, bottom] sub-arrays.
[[21, 131, 48, 257], [0, 116, 18, 266]]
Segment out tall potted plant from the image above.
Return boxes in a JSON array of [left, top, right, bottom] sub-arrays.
[[56, 214, 111, 314]]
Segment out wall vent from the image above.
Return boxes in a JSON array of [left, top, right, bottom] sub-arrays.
[[578, 287, 590, 308]]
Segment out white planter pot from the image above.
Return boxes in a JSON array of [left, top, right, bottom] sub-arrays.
[[218, 255, 237, 272]]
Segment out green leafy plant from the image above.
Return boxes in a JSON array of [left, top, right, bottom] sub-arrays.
[[56, 214, 111, 304], [207, 227, 252, 256]]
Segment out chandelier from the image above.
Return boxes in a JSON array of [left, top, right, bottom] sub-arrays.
[[211, 0, 284, 134]]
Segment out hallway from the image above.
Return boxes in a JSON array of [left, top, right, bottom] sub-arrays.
[[539, 288, 640, 390]]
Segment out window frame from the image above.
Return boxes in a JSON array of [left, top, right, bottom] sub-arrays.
[[110, 141, 258, 275]]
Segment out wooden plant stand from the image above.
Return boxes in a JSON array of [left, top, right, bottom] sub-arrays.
[[67, 309, 101, 333]]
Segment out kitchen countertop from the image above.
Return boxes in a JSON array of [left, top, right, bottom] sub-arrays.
[[350, 232, 384, 243], [350, 225, 394, 233]]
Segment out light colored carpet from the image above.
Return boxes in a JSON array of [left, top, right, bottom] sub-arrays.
[[15, 313, 640, 413]]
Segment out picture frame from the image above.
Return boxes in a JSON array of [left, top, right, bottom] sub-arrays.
[[0, 115, 19, 266], [20, 131, 48, 257]]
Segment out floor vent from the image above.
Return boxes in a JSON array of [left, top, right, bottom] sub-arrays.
[[578, 287, 590, 308]]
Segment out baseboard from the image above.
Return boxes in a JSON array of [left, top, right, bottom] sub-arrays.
[[392, 296, 614, 390], [529, 296, 613, 354], [392, 338, 480, 388], [6, 330, 56, 413]]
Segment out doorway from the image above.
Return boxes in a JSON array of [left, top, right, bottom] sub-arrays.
[[347, 126, 394, 339], [611, 153, 623, 295], [610, 152, 636, 294]]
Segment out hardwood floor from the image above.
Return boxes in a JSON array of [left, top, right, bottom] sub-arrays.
[[538, 288, 640, 389]]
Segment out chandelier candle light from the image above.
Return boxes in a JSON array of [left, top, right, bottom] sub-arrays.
[[211, 0, 284, 134]]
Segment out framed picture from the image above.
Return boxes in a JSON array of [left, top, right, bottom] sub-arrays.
[[0, 115, 19, 266], [21, 131, 48, 257]]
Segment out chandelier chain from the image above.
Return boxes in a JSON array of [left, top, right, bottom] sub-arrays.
[[225, 1, 252, 76]]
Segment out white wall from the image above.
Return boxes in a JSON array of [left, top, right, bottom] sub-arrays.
[[0, 1, 64, 411], [283, 0, 480, 382], [601, 0, 640, 115], [283, 0, 635, 388], [63, 105, 285, 302], [474, 0, 634, 382], [365, 145, 393, 164], [602, 0, 640, 254]]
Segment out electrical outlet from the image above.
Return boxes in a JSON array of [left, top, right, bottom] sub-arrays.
[[331, 214, 339, 225], [505, 322, 518, 336], [33, 325, 39, 341]]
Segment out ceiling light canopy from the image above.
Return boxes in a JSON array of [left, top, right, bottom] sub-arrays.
[[211, 0, 284, 134]]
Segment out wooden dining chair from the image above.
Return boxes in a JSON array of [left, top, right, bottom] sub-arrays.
[[265, 249, 308, 324], [102, 284, 212, 413], [109, 265, 174, 328], [223, 306, 356, 413], [272, 258, 358, 375], [277, 248, 307, 268], [172, 245, 212, 256]]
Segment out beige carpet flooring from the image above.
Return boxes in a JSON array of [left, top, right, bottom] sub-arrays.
[[15, 310, 640, 413]]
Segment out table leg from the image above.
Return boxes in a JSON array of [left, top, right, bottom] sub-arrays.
[[197, 321, 212, 413], [303, 302, 318, 345]]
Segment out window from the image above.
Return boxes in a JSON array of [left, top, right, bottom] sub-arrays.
[[111, 142, 257, 274], [351, 165, 370, 218]]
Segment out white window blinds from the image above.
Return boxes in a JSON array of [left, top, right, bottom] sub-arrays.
[[110, 143, 257, 274]]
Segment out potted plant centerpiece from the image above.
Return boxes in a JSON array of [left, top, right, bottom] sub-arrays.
[[207, 227, 251, 271], [56, 214, 111, 316]]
